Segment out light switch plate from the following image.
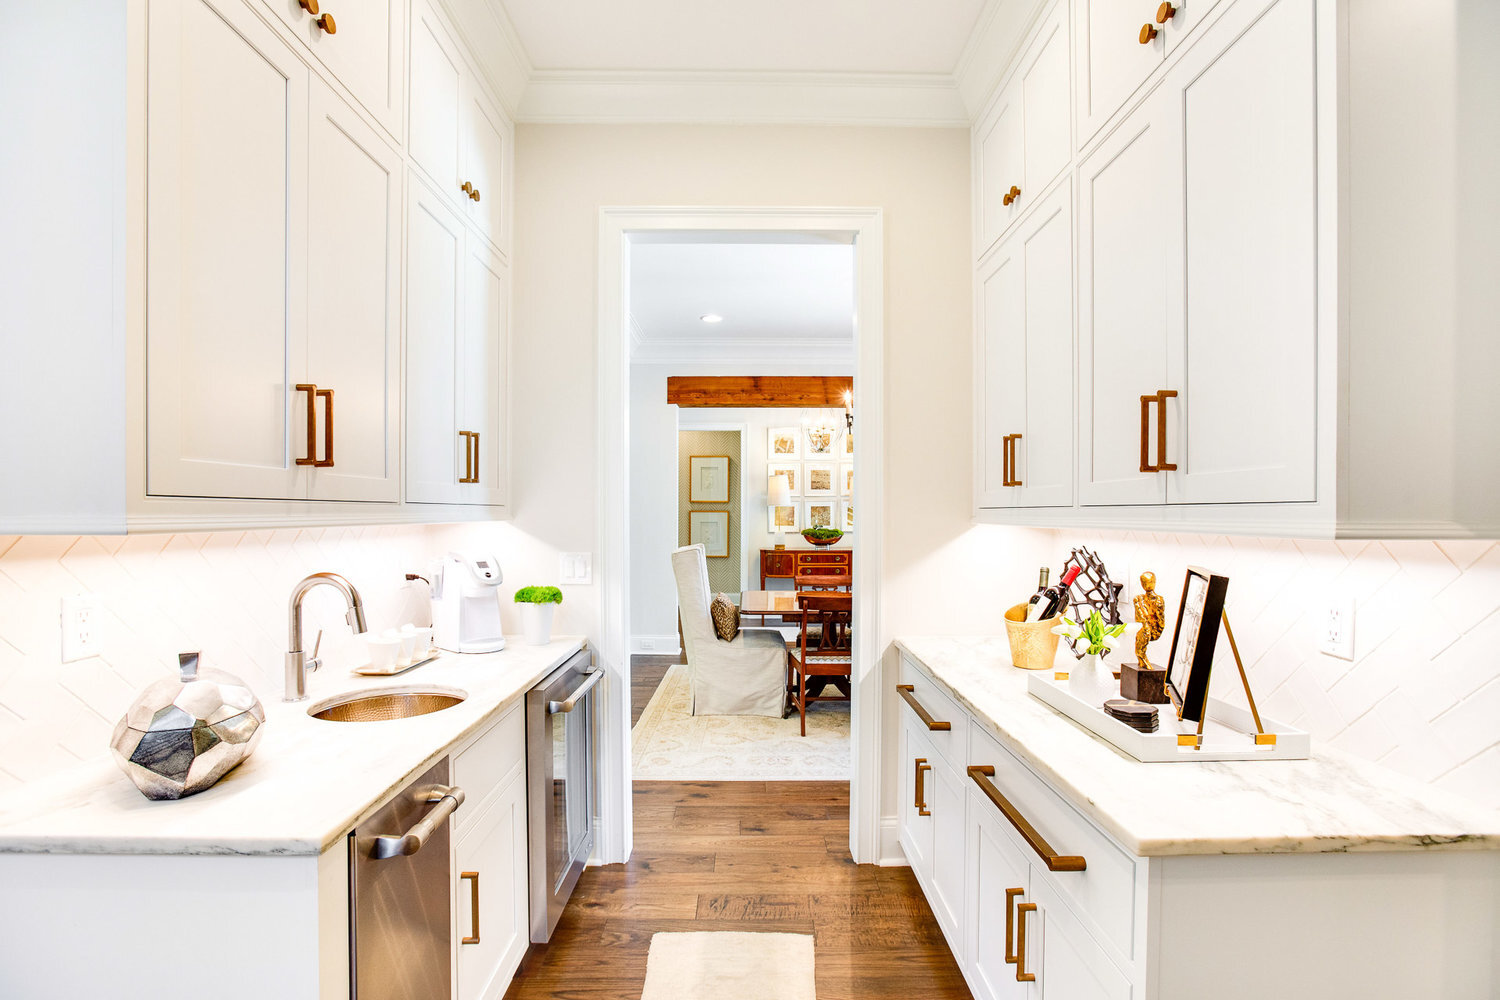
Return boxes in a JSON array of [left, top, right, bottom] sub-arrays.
[[1319, 598, 1355, 660], [61, 595, 101, 663], [559, 552, 593, 585]]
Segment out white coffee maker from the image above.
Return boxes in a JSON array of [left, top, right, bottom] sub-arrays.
[[431, 553, 506, 653]]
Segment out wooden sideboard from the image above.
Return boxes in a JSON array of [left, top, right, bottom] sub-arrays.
[[759, 548, 852, 588]]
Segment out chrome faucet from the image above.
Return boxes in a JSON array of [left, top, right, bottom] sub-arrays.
[[286, 572, 368, 701]]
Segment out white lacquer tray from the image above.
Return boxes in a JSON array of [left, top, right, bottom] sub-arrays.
[[1027, 671, 1310, 762]]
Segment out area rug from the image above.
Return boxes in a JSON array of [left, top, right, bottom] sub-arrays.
[[632, 665, 850, 780], [640, 932, 815, 1000]]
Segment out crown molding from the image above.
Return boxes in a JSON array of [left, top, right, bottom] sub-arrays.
[[954, 0, 1050, 119], [437, 0, 534, 119], [516, 69, 971, 126]]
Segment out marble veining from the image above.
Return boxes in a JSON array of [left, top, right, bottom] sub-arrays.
[[895, 636, 1500, 857], [0, 639, 587, 856]]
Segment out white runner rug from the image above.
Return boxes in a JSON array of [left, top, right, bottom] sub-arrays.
[[640, 932, 815, 1000], [631, 665, 850, 780]]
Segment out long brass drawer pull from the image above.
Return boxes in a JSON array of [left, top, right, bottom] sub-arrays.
[[1139, 394, 1155, 472], [1155, 389, 1178, 471], [1015, 902, 1037, 982], [968, 765, 1086, 872], [1004, 887, 1023, 965], [296, 384, 319, 467], [896, 685, 952, 731], [315, 387, 334, 467], [914, 757, 932, 817], [458, 430, 478, 484], [460, 871, 480, 944]]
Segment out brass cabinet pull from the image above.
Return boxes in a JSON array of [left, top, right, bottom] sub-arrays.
[[1140, 22, 1158, 43], [968, 765, 1086, 872], [297, 0, 319, 12], [896, 685, 952, 731], [460, 871, 480, 944], [914, 757, 932, 817], [1002, 184, 1022, 206], [295, 384, 319, 467], [470, 430, 480, 482], [1139, 390, 1178, 473], [1139, 395, 1156, 472], [1002, 434, 1023, 487], [461, 181, 475, 197], [1004, 887, 1024, 965], [315, 12, 335, 33], [315, 388, 334, 467], [1015, 902, 1037, 982], [458, 431, 478, 484], [470, 186, 481, 203], [1157, 1, 1178, 23]]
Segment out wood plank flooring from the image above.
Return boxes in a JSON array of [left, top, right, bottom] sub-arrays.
[[503, 781, 972, 1000], [630, 654, 675, 727]]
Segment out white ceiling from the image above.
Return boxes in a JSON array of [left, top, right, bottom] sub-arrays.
[[498, 0, 989, 75], [628, 240, 856, 365]]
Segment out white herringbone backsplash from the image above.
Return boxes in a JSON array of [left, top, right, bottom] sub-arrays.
[[0, 522, 557, 792], [1044, 531, 1500, 809]]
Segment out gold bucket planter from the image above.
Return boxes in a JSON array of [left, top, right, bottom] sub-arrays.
[[1003, 603, 1062, 671]]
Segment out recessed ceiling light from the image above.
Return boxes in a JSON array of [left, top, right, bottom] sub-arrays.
[[700, 314, 723, 324]]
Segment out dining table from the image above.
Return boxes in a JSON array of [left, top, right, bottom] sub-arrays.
[[737, 590, 805, 621]]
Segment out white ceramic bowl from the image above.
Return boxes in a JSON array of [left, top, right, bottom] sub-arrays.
[[365, 635, 402, 671]]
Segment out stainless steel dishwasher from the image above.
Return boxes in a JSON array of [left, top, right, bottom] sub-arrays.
[[349, 757, 465, 1000], [527, 649, 600, 942]]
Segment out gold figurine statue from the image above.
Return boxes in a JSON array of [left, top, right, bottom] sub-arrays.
[[1133, 571, 1165, 668]]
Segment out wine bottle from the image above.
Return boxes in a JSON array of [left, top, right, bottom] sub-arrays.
[[1033, 565, 1082, 622], [1024, 567, 1052, 621]]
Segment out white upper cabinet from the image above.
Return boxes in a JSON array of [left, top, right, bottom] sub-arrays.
[[462, 82, 512, 252], [146, 0, 310, 501], [461, 238, 510, 507], [975, 1, 1070, 260], [260, 0, 405, 137], [305, 80, 403, 503]]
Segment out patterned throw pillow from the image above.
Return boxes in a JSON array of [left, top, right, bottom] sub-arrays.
[[709, 593, 740, 642]]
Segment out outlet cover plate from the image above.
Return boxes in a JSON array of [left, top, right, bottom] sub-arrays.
[[1319, 598, 1355, 660], [61, 595, 101, 663]]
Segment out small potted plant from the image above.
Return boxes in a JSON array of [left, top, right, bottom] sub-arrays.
[[513, 586, 563, 646], [801, 526, 845, 547], [1052, 610, 1140, 708]]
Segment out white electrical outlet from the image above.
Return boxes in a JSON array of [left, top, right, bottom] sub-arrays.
[[1319, 598, 1355, 660], [61, 596, 101, 663], [559, 552, 593, 585], [640, 637, 656, 651]]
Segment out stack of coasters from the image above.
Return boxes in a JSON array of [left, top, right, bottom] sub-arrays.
[[1103, 698, 1159, 733]]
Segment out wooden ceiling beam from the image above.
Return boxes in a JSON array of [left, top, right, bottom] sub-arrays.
[[666, 376, 853, 408]]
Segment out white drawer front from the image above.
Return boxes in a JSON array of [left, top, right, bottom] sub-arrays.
[[453, 700, 524, 832], [967, 722, 1139, 965], [898, 655, 968, 769]]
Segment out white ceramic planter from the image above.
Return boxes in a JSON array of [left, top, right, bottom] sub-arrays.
[[521, 603, 556, 646], [1067, 652, 1119, 708]]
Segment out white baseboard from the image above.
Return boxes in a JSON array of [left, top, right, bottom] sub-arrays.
[[630, 634, 681, 656], [877, 815, 908, 867]]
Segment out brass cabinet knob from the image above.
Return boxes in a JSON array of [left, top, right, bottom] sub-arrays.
[[316, 12, 335, 33], [1140, 22, 1158, 43], [298, 0, 319, 13], [1157, 2, 1178, 23], [470, 186, 481, 202], [461, 181, 475, 196], [1002, 184, 1021, 206]]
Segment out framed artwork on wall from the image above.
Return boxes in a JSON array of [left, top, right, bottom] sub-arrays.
[[767, 462, 799, 495], [1164, 567, 1230, 723], [689, 511, 731, 558], [804, 462, 836, 498], [804, 423, 839, 457], [689, 455, 731, 503], [839, 501, 854, 533], [768, 427, 800, 459], [839, 463, 854, 497], [768, 502, 799, 532], [805, 502, 836, 530]]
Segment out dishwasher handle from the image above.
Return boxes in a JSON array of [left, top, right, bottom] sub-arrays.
[[547, 669, 603, 715], [372, 784, 465, 859]]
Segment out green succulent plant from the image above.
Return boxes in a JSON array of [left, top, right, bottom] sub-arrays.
[[513, 586, 564, 605], [801, 527, 844, 541]]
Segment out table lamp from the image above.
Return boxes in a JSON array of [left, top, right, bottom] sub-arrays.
[[768, 474, 793, 550]]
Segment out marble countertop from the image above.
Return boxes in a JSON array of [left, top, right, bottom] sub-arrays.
[[0, 638, 587, 857], [895, 636, 1500, 857]]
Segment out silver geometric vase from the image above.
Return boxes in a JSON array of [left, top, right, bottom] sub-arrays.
[[111, 651, 266, 800]]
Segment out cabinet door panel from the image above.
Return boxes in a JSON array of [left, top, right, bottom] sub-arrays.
[[455, 774, 528, 1000], [975, 239, 1026, 509], [1077, 91, 1171, 506], [405, 181, 465, 505], [1018, 188, 1074, 508], [409, 0, 463, 201], [1020, 6, 1071, 205], [306, 82, 401, 502], [262, 0, 404, 135], [1075, 0, 1163, 143], [965, 787, 1030, 1000], [463, 84, 510, 253], [146, 0, 308, 500], [976, 83, 1024, 257], [461, 237, 509, 506], [930, 762, 967, 956], [899, 721, 934, 883], [1163, 0, 1228, 53], [1166, 0, 1317, 504], [1028, 875, 1133, 1000]]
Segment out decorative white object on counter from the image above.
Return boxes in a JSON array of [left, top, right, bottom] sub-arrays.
[[1065, 651, 1119, 708], [1030, 669, 1310, 762], [109, 651, 265, 800], [521, 603, 556, 646]]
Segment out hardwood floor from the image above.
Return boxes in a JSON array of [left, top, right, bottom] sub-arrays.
[[630, 654, 676, 727], [503, 781, 972, 1000]]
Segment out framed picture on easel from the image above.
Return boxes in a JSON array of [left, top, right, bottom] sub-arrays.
[[1164, 567, 1230, 723]]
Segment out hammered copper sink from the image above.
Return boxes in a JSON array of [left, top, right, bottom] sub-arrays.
[[308, 689, 467, 723]]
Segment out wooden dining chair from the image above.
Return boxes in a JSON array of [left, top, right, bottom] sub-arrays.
[[785, 591, 852, 736]]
